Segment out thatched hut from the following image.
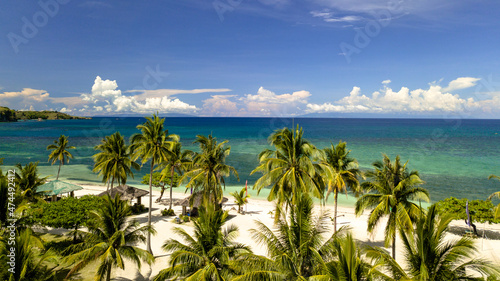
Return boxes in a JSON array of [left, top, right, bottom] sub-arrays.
[[98, 184, 149, 205], [176, 192, 228, 216]]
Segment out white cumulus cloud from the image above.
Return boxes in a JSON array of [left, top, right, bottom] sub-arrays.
[[0, 88, 51, 110], [306, 78, 483, 114], [241, 87, 311, 116], [78, 76, 198, 114]]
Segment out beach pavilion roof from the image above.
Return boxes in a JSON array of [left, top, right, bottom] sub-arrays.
[[36, 180, 83, 196], [177, 192, 228, 208], [98, 184, 149, 201]]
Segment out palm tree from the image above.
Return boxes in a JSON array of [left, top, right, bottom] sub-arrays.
[[130, 113, 178, 254], [15, 162, 48, 203], [92, 132, 140, 192], [47, 134, 75, 180], [355, 155, 429, 259], [230, 187, 250, 214], [368, 204, 499, 280], [488, 174, 500, 219], [153, 204, 251, 280], [251, 125, 322, 223], [318, 141, 362, 233], [64, 194, 154, 281], [181, 134, 239, 207], [158, 139, 193, 209], [310, 233, 379, 281], [0, 228, 59, 281], [235, 194, 339, 280]]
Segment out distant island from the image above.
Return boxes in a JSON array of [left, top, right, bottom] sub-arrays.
[[0, 106, 91, 122]]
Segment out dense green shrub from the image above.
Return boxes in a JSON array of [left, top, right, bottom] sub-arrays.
[[435, 197, 500, 224], [162, 208, 175, 216], [130, 203, 147, 214]]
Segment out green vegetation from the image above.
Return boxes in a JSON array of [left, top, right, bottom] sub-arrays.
[[93, 131, 140, 191], [435, 197, 500, 223], [0, 106, 16, 122], [64, 194, 154, 281], [370, 204, 499, 280], [153, 205, 251, 280], [230, 187, 250, 214], [161, 208, 175, 216], [355, 155, 430, 259], [24, 195, 105, 242], [0, 106, 89, 122], [47, 135, 75, 180], [251, 125, 322, 223], [157, 139, 193, 208], [318, 140, 362, 232], [141, 172, 181, 203], [4, 114, 500, 281], [182, 134, 239, 208], [130, 113, 178, 254]]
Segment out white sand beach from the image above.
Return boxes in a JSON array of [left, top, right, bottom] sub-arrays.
[[39, 183, 500, 280]]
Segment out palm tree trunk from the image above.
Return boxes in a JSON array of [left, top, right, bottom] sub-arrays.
[[169, 166, 174, 210], [106, 263, 112, 281], [334, 190, 338, 233], [147, 160, 154, 255], [73, 224, 78, 243], [392, 234, 396, 259], [56, 161, 62, 180]]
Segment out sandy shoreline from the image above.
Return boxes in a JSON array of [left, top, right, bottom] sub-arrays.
[[38, 183, 500, 280]]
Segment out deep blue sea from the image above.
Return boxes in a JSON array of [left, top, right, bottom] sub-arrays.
[[1, 117, 499, 205]]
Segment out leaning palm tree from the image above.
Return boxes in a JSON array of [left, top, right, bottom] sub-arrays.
[[355, 155, 429, 259], [318, 141, 362, 233], [368, 204, 499, 280], [47, 134, 75, 180], [0, 228, 59, 281], [230, 187, 250, 214], [64, 194, 154, 281], [181, 134, 239, 208], [251, 125, 323, 223], [158, 139, 193, 209], [153, 204, 251, 280], [488, 174, 500, 219], [130, 113, 178, 254], [235, 194, 339, 280], [92, 132, 140, 191]]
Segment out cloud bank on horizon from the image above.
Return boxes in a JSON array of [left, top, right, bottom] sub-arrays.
[[1, 76, 499, 118]]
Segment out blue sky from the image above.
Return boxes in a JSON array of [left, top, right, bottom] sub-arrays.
[[1, 0, 500, 117]]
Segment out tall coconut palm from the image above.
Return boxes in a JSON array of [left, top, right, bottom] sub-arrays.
[[47, 134, 75, 180], [0, 228, 59, 281], [318, 141, 362, 233], [153, 204, 251, 280], [92, 132, 140, 192], [158, 139, 193, 208], [355, 155, 429, 259], [368, 204, 499, 280], [251, 125, 322, 223], [488, 174, 500, 219], [64, 194, 154, 281], [181, 134, 239, 207], [234, 194, 339, 280], [130, 113, 178, 254]]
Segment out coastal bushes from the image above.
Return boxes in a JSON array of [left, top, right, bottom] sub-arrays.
[[435, 197, 500, 224]]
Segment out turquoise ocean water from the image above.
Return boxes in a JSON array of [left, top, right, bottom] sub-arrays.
[[1, 117, 499, 206]]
